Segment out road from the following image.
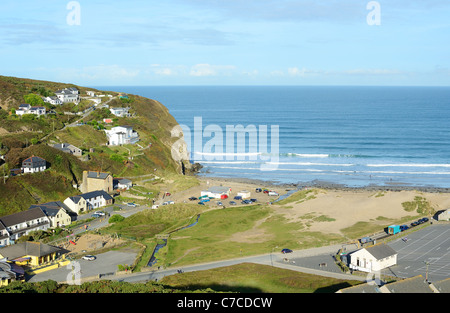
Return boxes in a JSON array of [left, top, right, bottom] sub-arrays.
[[110, 244, 366, 284]]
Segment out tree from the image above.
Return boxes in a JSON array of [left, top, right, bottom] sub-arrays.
[[23, 93, 45, 106]]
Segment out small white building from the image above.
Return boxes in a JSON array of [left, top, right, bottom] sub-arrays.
[[437, 209, 450, 221], [105, 125, 139, 146], [109, 107, 130, 117], [201, 186, 231, 199], [43, 96, 63, 105], [116, 178, 132, 190], [349, 243, 397, 273], [16, 104, 46, 117], [237, 190, 251, 199]]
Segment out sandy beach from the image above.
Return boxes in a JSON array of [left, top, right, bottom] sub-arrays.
[[163, 175, 450, 238]]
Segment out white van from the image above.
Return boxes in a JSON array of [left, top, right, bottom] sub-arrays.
[[268, 191, 279, 196]]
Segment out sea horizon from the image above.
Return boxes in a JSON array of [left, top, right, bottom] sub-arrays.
[[95, 85, 450, 189]]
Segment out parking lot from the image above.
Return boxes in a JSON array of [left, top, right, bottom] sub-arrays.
[[384, 223, 450, 283], [27, 250, 138, 283]]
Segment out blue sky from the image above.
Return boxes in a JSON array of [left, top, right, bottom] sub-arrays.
[[1, 0, 450, 86]]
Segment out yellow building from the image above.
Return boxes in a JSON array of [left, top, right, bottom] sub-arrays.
[[80, 171, 113, 194], [0, 241, 64, 268]]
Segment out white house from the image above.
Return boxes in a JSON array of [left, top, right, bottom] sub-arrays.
[[86, 91, 96, 97], [115, 178, 132, 190], [21, 156, 47, 173], [0, 207, 50, 244], [201, 186, 231, 199], [43, 96, 63, 105], [104, 126, 139, 146], [349, 243, 397, 273], [109, 107, 130, 117], [55, 88, 80, 104], [16, 104, 46, 117], [80, 190, 113, 210]]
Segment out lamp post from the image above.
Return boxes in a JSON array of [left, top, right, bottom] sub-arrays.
[[271, 246, 278, 267]]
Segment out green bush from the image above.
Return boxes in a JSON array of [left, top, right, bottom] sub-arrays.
[[109, 214, 125, 223]]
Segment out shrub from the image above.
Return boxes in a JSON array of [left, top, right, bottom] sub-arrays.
[[109, 214, 125, 223]]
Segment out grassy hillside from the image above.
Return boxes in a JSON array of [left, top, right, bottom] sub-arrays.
[[0, 75, 192, 216]]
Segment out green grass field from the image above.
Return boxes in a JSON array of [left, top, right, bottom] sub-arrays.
[[161, 262, 362, 293]]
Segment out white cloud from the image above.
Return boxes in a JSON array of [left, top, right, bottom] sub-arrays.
[[189, 64, 236, 77]]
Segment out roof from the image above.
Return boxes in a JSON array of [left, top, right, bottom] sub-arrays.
[[86, 171, 111, 180], [430, 277, 450, 293], [118, 178, 132, 184], [204, 186, 231, 194], [79, 190, 113, 201], [29, 201, 70, 217], [336, 283, 382, 293], [379, 275, 434, 293], [0, 242, 62, 260], [67, 195, 83, 204], [22, 156, 46, 164], [365, 243, 397, 260], [0, 207, 48, 228]]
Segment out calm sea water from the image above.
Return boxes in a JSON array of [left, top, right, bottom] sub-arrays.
[[99, 86, 450, 188]]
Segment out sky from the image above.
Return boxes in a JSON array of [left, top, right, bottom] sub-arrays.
[[0, 0, 450, 86]]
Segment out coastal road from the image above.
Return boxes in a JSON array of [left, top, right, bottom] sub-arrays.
[[110, 243, 367, 284]]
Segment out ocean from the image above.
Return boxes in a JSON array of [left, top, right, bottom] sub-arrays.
[[98, 86, 450, 188]]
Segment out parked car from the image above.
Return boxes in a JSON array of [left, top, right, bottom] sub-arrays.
[[229, 201, 237, 205], [94, 211, 105, 216], [411, 221, 419, 227], [167, 201, 175, 205], [198, 202, 205, 205], [418, 217, 429, 224], [234, 195, 242, 200], [256, 188, 262, 193], [217, 201, 223, 206], [400, 225, 409, 231], [82, 255, 96, 261], [91, 213, 101, 218], [268, 191, 279, 196], [281, 248, 293, 254], [189, 197, 198, 201], [242, 199, 252, 204], [250, 199, 257, 203], [127, 202, 137, 207]]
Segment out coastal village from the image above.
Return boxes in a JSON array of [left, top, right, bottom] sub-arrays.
[[0, 80, 449, 294]]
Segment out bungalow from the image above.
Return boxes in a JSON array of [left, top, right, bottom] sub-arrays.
[[105, 125, 139, 146], [115, 178, 132, 190], [348, 243, 397, 273], [52, 143, 82, 157], [0, 241, 64, 268], [21, 155, 47, 173], [0, 207, 50, 244], [109, 107, 130, 117], [200, 186, 231, 199], [29, 201, 72, 228], [16, 104, 46, 117]]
